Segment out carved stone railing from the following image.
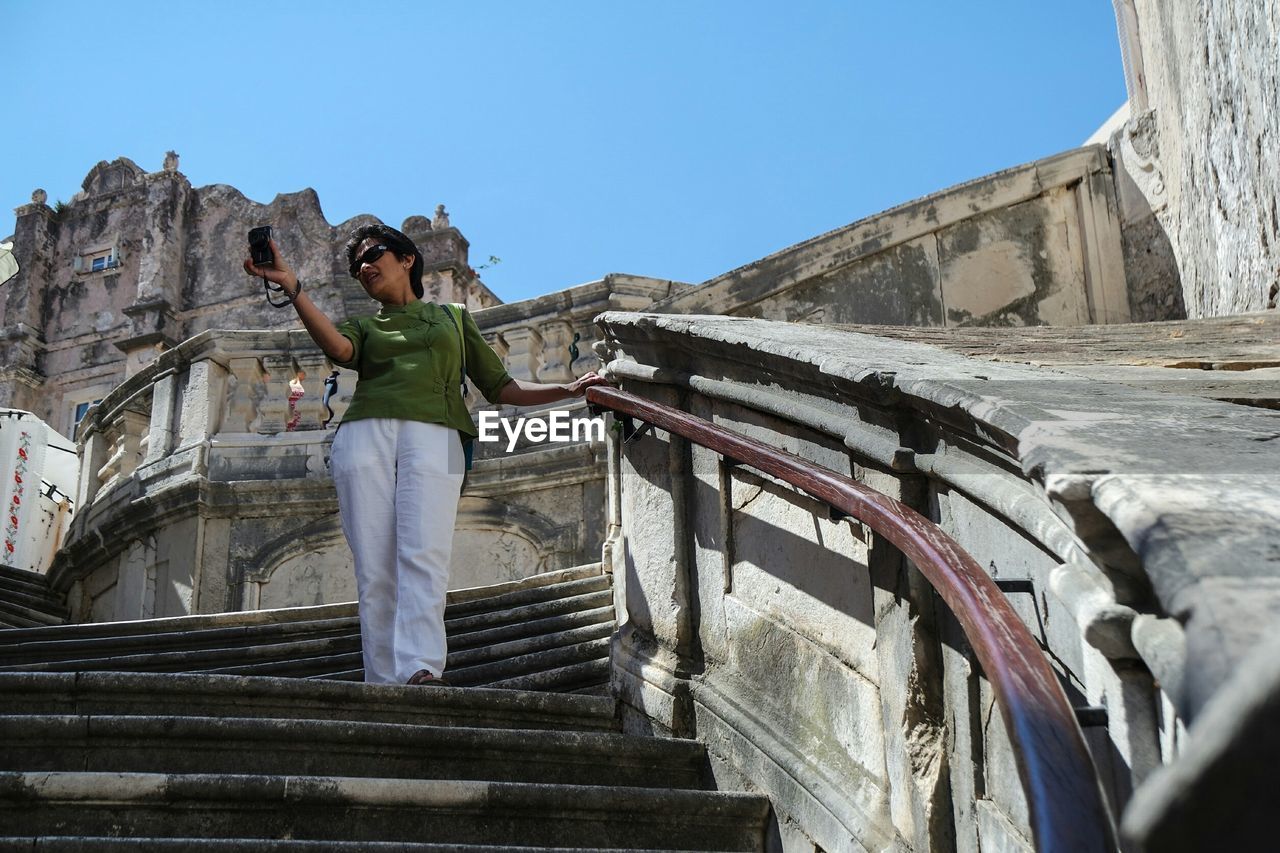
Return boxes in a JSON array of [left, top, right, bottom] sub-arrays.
[[73, 330, 347, 511], [593, 311, 1279, 852], [56, 330, 353, 621], [470, 272, 689, 405], [588, 384, 1115, 852]]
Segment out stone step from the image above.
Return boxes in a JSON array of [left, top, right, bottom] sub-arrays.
[[0, 600, 64, 630], [0, 617, 612, 688], [0, 616, 361, 666], [445, 588, 613, 636], [0, 632, 364, 674], [201, 640, 615, 692], [485, 658, 612, 693], [448, 636, 611, 687], [0, 840, 747, 852], [0, 579, 68, 618], [447, 603, 615, 652], [0, 672, 622, 732], [447, 619, 614, 669], [198, 619, 616, 683], [0, 565, 606, 645], [0, 771, 770, 850], [445, 574, 611, 618], [0, 567, 67, 631], [0, 714, 707, 790], [0, 570, 614, 689], [0, 602, 614, 670], [438, 564, 604, 607], [197, 650, 364, 679], [0, 565, 55, 595]]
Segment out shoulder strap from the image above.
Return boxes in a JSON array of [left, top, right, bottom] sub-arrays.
[[444, 302, 469, 397]]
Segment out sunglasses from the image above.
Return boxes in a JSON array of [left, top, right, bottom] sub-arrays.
[[350, 244, 390, 278]]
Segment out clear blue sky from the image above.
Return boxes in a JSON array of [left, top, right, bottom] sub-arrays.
[[4, 2, 1126, 304]]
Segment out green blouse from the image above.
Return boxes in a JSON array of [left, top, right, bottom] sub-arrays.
[[333, 300, 512, 439]]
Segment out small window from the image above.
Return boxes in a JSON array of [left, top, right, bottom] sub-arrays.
[[73, 399, 103, 428], [88, 250, 115, 272]]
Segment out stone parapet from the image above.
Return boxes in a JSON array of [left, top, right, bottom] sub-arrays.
[[654, 146, 1130, 328], [55, 329, 355, 622], [594, 311, 1279, 852], [469, 273, 690, 403]]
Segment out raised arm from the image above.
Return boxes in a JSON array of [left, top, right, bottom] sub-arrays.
[[244, 238, 354, 364]]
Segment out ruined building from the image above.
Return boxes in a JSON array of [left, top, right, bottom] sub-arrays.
[[1, 1, 1278, 850]]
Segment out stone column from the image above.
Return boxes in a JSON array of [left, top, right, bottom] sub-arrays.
[[143, 370, 178, 465], [224, 358, 268, 434], [77, 428, 109, 508], [93, 419, 124, 492], [501, 326, 544, 383], [536, 320, 576, 384], [292, 352, 331, 430], [179, 359, 229, 450], [258, 354, 295, 434], [115, 409, 150, 480]]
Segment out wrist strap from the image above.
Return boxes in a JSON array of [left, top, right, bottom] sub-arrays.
[[264, 277, 302, 308]]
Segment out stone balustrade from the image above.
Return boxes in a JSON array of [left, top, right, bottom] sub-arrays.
[[468, 272, 690, 416], [74, 330, 351, 511], [55, 331, 356, 622], [595, 311, 1280, 852]]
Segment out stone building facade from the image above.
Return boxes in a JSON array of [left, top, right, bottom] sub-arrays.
[[0, 154, 500, 439], [1107, 0, 1280, 317], [5, 0, 1278, 634]]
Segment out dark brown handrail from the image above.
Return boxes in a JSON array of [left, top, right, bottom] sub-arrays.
[[587, 385, 1116, 853]]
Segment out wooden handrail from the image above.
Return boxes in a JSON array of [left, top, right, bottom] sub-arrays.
[[587, 385, 1116, 853]]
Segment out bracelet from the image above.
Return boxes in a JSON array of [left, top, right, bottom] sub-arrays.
[[286, 279, 303, 302]]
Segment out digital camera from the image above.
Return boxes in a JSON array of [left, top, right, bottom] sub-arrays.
[[248, 226, 274, 267]]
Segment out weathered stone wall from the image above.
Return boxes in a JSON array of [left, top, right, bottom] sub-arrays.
[[1113, 0, 1280, 317], [596, 312, 1280, 851], [653, 147, 1130, 329], [1, 155, 501, 439]]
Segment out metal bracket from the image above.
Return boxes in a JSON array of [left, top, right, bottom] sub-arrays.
[[994, 578, 1036, 595], [1074, 705, 1108, 728], [622, 416, 654, 445]]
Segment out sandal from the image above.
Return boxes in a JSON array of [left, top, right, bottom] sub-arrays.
[[406, 669, 451, 687]]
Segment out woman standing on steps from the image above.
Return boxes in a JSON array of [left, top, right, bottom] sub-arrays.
[[244, 223, 606, 687]]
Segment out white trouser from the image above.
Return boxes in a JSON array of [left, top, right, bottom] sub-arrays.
[[330, 418, 464, 683]]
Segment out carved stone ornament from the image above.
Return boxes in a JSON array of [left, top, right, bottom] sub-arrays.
[[163, 151, 180, 173], [31, 189, 47, 206], [432, 204, 451, 230]]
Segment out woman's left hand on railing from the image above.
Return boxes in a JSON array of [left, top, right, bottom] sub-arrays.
[[565, 371, 610, 397]]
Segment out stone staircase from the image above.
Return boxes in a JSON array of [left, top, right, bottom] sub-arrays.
[[0, 564, 772, 850], [0, 566, 614, 690], [0, 565, 68, 630]]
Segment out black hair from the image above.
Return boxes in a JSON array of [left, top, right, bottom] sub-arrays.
[[344, 223, 425, 299]]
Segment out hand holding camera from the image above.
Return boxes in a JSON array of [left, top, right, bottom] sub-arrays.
[[243, 226, 301, 305]]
